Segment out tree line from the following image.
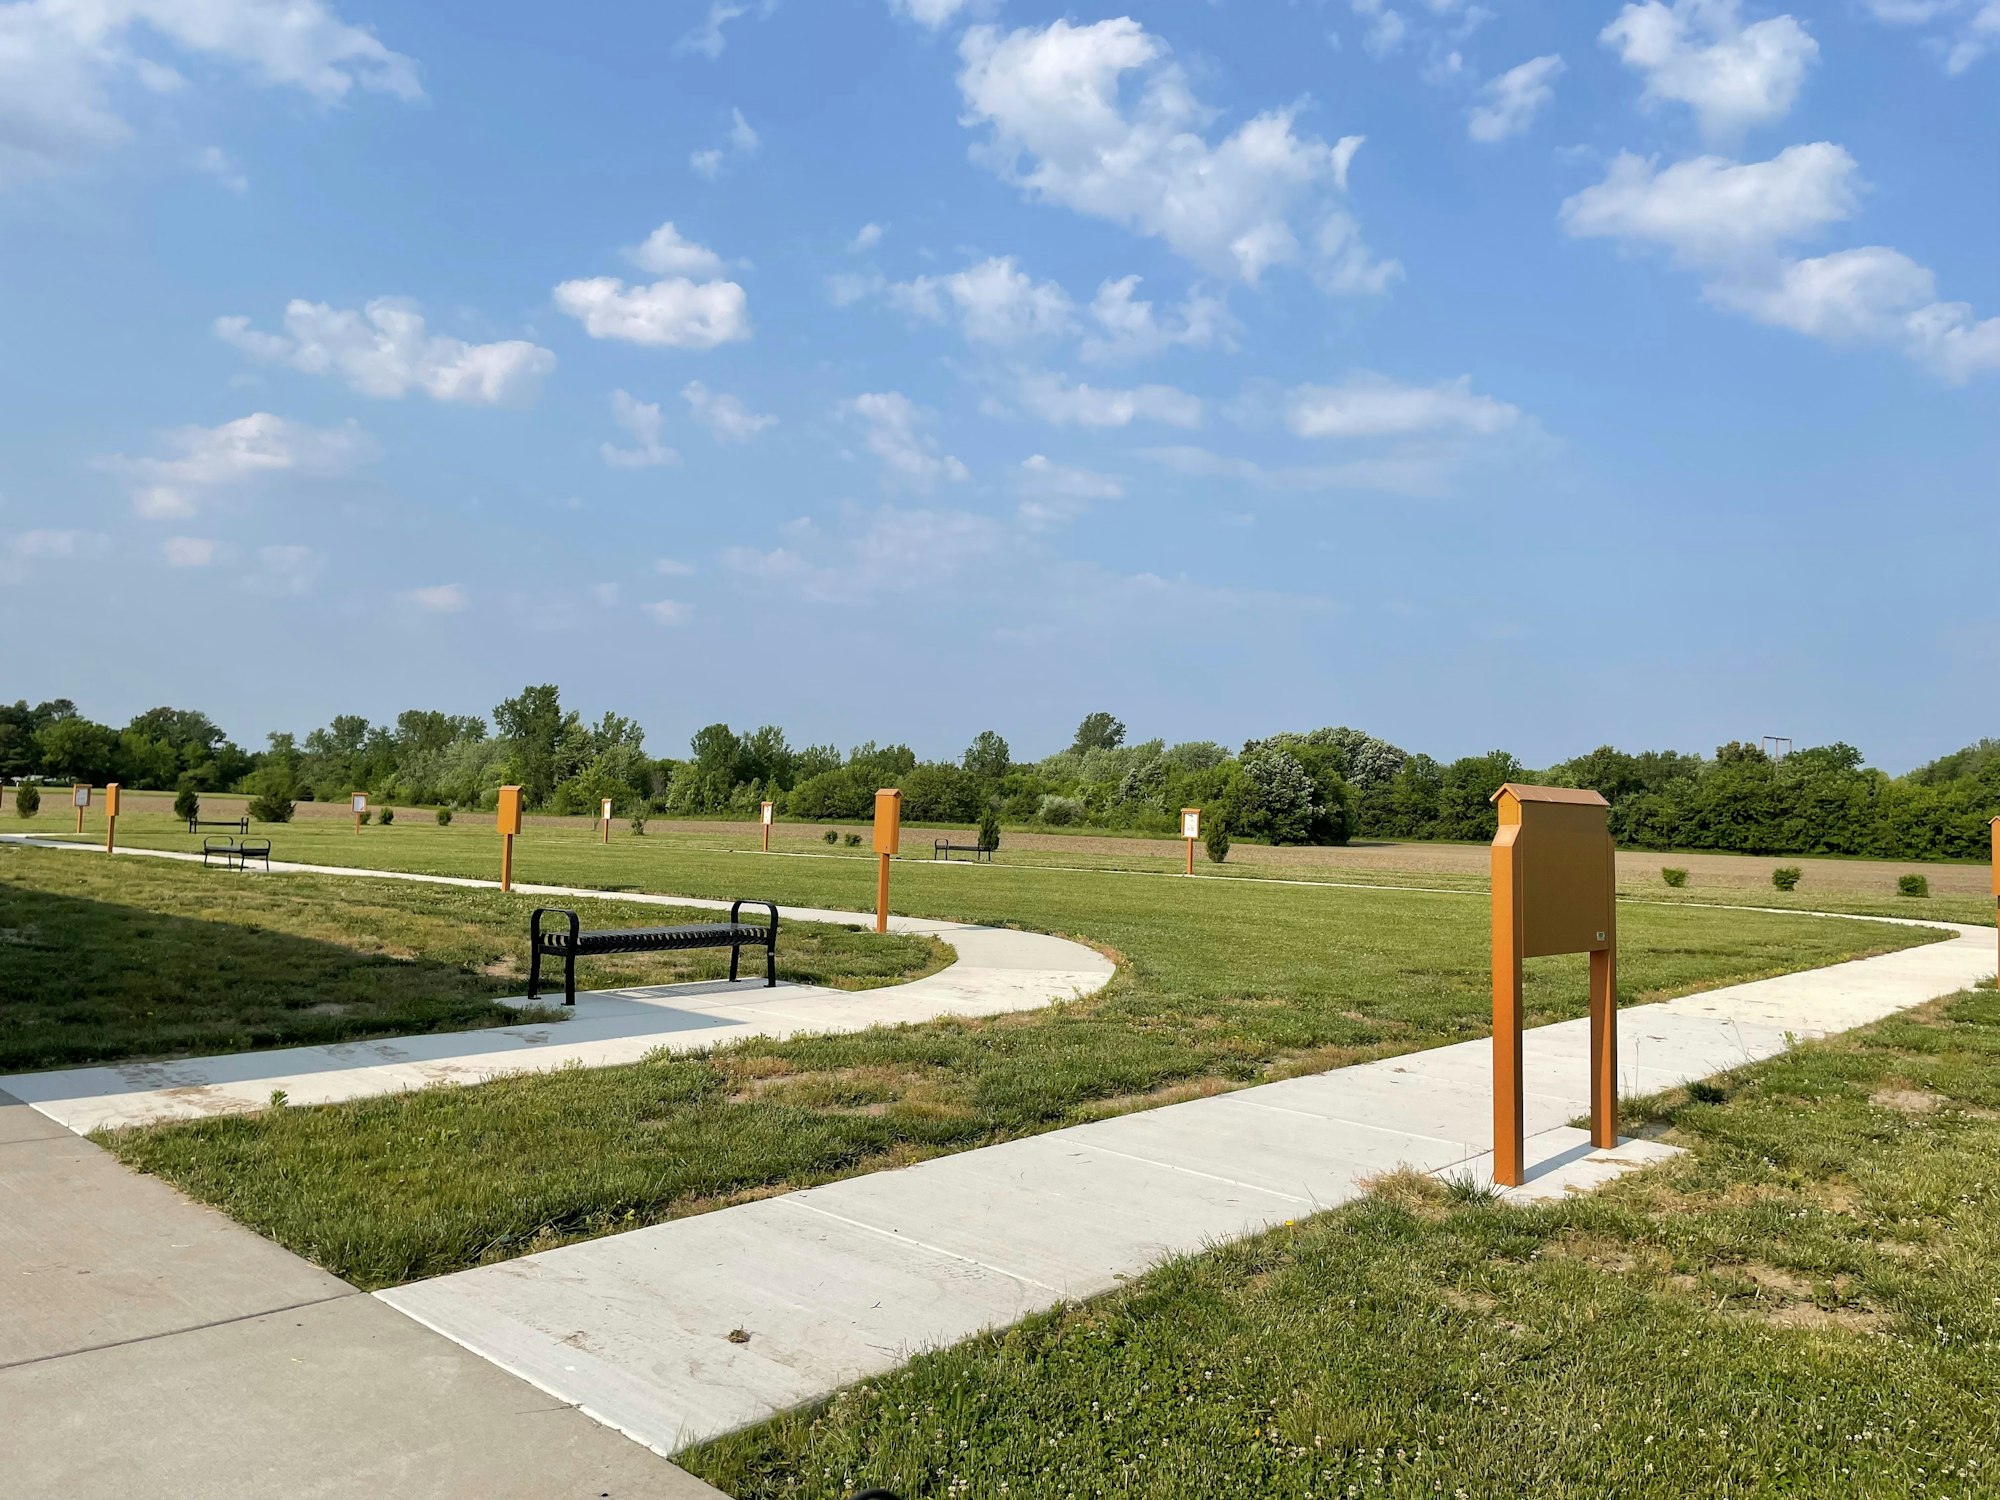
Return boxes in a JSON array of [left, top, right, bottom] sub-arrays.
[[3, 693, 1995, 861]]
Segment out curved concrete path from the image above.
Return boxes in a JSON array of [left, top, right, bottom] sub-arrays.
[[0, 839, 1114, 1135]]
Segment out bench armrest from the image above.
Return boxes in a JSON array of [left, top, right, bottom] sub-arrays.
[[530, 907, 581, 950], [728, 898, 779, 940]]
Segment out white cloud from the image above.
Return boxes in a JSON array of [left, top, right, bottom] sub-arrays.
[[677, 1, 770, 59], [957, 18, 1397, 291], [193, 145, 248, 193], [1468, 55, 1565, 143], [215, 298, 555, 405], [0, 0, 419, 188], [1559, 143, 1859, 266], [248, 543, 319, 596], [1602, 0, 1818, 138], [849, 222, 885, 253], [642, 599, 693, 625], [590, 582, 620, 606], [105, 412, 375, 518], [1015, 372, 1203, 429], [12, 528, 98, 560], [724, 506, 1009, 604], [691, 107, 759, 178], [1017, 453, 1123, 529], [682, 381, 776, 442], [845, 392, 969, 489], [627, 222, 728, 277], [654, 557, 696, 577], [404, 582, 467, 612], [1140, 445, 1467, 499], [554, 275, 751, 349], [1080, 276, 1235, 363], [601, 390, 677, 470], [1285, 374, 1522, 439], [163, 536, 216, 567], [1563, 145, 2000, 381], [1861, 0, 2000, 71], [890, 0, 988, 29], [886, 256, 1076, 345]]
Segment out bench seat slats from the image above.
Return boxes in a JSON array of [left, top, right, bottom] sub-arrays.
[[528, 901, 779, 1005]]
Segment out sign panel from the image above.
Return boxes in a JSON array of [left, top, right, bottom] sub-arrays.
[[1493, 786, 1614, 958], [73, 785, 90, 809], [873, 788, 902, 855], [761, 801, 774, 826], [1991, 816, 1999, 896], [1180, 808, 1201, 840], [351, 794, 368, 814], [495, 785, 523, 837], [600, 798, 614, 822], [104, 783, 120, 817]]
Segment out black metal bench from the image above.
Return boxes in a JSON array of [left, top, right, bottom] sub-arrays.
[[528, 900, 779, 1006], [189, 817, 251, 834], [203, 835, 271, 871], [933, 839, 993, 863]]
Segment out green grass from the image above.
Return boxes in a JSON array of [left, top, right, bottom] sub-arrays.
[[683, 983, 2000, 1499], [0, 843, 945, 1070], [89, 823, 1945, 1289]]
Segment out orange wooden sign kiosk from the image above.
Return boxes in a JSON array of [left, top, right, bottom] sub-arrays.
[[874, 788, 901, 933], [1180, 807, 1201, 875], [1491, 783, 1617, 1187], [496, 785, 523, 892], [103, 782, 120, 853], [760, 800, 774, 852], [72, 784, 89, 834]]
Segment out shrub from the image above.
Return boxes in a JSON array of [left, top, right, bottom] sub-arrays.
[[247, 790, 295, 824], [14, 783, 39, 818], [377, 805, 394, 827], [844, 832, 862, 847], [1898, 873, 1930, 898], [823, 829, 839, 844], [977, 805, 1002, 854], [357, 808, 373, 826], [1204, 818, 1231, 864], [172, 782, 199, 824], [1771, 866, 1802, 891], [435, 807, 452, 826], [1661, 867, 1688, 888], [630, 813, 648, 836], [1037, 794, 1086, 827]]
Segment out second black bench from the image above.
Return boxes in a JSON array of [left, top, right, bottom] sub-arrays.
[[203, 835, 271, 871], [933, 838, 993, 862], [189, 817, 251, 834], [528, 900, 779, 1006]]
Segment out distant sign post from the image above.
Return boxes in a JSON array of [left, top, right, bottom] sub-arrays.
[[496, 785, 523, 892], [351, 792, 367, 835], [104, 783, 120, 853], [1990, 817, 1998, 978], [1180, 807, 1201, 876], [600, 797, 614, 846], [1491, 782, 1618, 1188], [73, 784, 89, 834], [874, 788, 902, 934], [761, 800, 774, 853]]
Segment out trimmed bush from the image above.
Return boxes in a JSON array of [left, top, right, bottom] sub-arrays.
[[247, 791, 295, 824], [1204, 819, 1231, 864], [823, 829, 839, 844], [14, 783, 40, 818], [630, 813, 648, 836], [1037, 794, 1085, 827], [1898, 873, 1930, 898], [1771, 866, 1802, 891], [357, 808, 373, 826], [1661, 867, 1688, 888], [844, 832, 862, 847], [435, 807, 452, 826], [977, 805, 1002, 854], [377, 806, 395, 827], [172, 782, 199, 824]]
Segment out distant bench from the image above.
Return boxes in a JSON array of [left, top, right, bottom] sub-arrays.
[[933, 839, 994, 863], [528, 900, 780, 1007], [203, 835, 271, 872], [189, 817, 250, 835]]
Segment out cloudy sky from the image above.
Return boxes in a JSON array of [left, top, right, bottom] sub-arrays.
[[1, 0, 1994, 768]]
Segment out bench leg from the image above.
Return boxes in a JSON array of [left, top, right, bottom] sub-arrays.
[[564, 948, 576, 1007], [527, 944, 542, 1002], [766, 941, 776, 988], [729, 943, 741, 984]]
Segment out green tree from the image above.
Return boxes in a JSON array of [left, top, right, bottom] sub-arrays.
[[1071, 711, 1126, 753], [962, 730, 1011, 782], [34, 716, 116, 784], [493, 685, 565, 807]]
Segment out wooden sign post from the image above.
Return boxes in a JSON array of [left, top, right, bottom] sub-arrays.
[[873, 788, 901, 934], [1181, 807, 1201, 875], [600, 797, 613, 845], [496, 785, 523, 892], [1491, 783, 1617, 1188], [104, 783, 120, 853], [72, 784, 89, 834], [1989, 816, 1998, 979], [351, 792, 367, 834], [761, 800, 774, 853]]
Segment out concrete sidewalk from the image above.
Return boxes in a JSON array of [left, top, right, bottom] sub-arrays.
[[0, 1085, 727, 1499], [382, 922, 1995, 1458]]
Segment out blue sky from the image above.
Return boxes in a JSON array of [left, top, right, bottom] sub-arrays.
[[1, 0, 1993, 771]]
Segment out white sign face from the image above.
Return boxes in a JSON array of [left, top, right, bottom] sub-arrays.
[[761, 802, 774, 825], [601, 799, 614, 820], [74, 786, 90, 808], [352, 794, 367, 813], [1181, 810, 1200, 839]]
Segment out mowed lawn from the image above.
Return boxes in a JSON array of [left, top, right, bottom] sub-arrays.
[[73, 825, 1947, 1289], [685, 984, 2000, 1500], [0, 843, 945, 1070]]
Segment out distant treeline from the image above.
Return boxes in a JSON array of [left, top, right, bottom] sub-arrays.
[[3, 694, 1995, 861]]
